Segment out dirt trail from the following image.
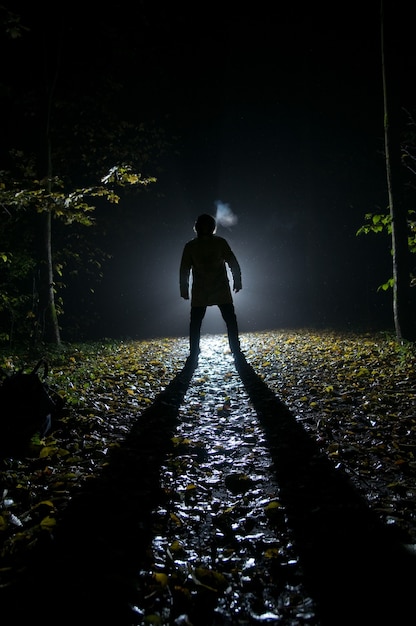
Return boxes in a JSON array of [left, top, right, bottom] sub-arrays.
[[2, 336, 415, 625]]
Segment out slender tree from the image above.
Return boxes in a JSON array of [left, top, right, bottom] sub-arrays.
[[41, 41, 62, 344], [380, 0, 416, 341]]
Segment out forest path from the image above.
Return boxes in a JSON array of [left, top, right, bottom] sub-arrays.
[[3, 335, 415, 625], [152, 336, 317, 624]]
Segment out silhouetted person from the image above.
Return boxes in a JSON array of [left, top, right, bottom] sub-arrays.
[[180, 214, 242, 365]]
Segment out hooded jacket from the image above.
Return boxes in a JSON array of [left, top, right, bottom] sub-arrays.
[[180, 234, 242, 307]]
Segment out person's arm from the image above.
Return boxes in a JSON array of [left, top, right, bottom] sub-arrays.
[[224, 243, 242, 292], [179, 245, 191, 299]]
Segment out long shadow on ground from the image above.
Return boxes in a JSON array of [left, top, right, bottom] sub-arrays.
[[234, 354, 416, 626], [2, 363, 196, 624]]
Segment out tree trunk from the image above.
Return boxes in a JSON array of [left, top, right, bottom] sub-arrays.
[[38, 91, 61, 345], [43, 207, 61, 345], [40, 44, 61, 346], [381, 1, 416, 341]]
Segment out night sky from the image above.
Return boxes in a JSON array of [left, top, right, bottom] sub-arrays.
[[5, 2, 416, 340]]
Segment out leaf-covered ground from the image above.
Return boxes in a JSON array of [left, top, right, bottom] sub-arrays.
[[0, 330, 415, 625]]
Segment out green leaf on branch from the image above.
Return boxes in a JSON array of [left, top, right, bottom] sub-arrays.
[[378, 278, 395, 291]]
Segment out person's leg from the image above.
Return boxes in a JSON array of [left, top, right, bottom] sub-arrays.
[[189, 306, 206, 357], [218, 303, 241, 354]]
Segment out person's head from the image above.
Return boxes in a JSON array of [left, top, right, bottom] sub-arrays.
[[194, 214, 216, 236]]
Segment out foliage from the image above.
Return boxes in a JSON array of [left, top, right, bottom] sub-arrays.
[[0, 208, 38, 342], [402, 109, 416, 186], [0, 330, 415, 622], [357, 210, 416, 291], [357, 108, 416, 292], [0, 5, 29, 39], [0, 156, 157, 343]]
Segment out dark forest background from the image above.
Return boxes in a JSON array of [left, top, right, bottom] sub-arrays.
[[1, 2, 416, 345]]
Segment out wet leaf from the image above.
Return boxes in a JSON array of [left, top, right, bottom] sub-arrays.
[[40, 515, 56, 530], [224, 473, 253, 494], [192, 567, 228, 592], [153, 572, 168, 587]]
